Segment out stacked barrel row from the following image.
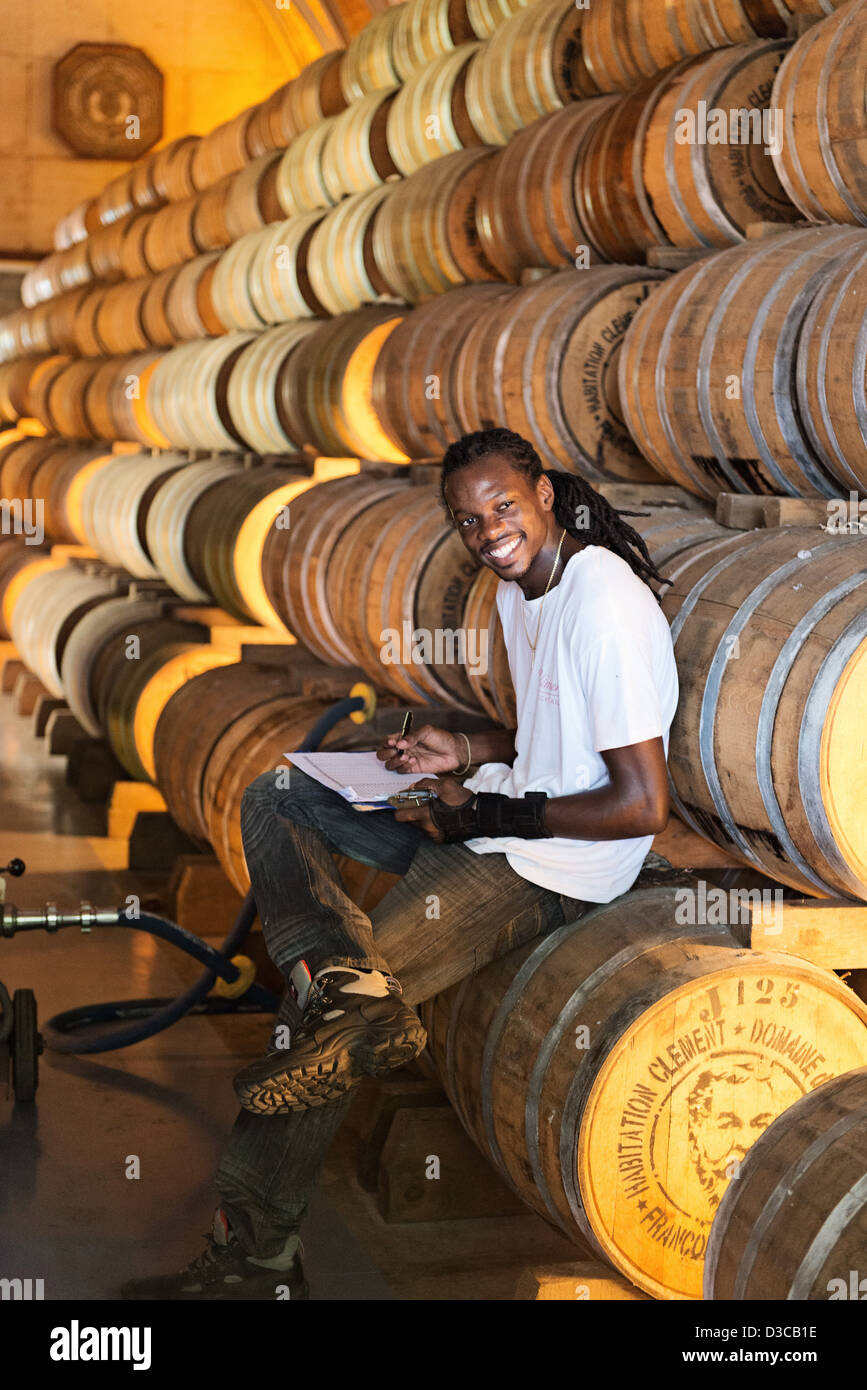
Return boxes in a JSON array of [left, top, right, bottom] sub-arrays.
[[4, 439, 867, 908], [0, 269, 671, 478], [0, 32, 806, 382], [3, 2, 867, 513], [9, 0, 594, 323], [580, 0, 844, 94], [0, 535, 364, 894], [7, 5, 867, 518], [0, 446, 484, 710], [0, 3, 829, 403], [11, 215, 867, 503], [618, 223, 867, 499], [45, 0, 540, 252]]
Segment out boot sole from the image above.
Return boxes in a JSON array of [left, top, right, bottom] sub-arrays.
[[235, 1023, 427, 1114]]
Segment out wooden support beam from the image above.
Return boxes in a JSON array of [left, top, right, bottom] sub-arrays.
[[762, 497, 832, 529], [33, 694, 67, 737], [14, 670, 49, 717], [168, 854, 246, 940], [213, 626, 296, 656], [377, 1106, 526, 1223], [407, 464, 447, 487], [717, 485, 831, 535], [746, 220, 813, 240], [646, 246, 711, 270], [651, 814, 747, 870], [349, 1075, 450, 1192], [168, 609, 298, 656], [748, 897, 867, 969], [63, 736, 126, 801], [716, 493, 765, 530], [514, 1263, 651, 1301], [357, 459, 412, 479], [46, 708, 89, 757], [1, 657, 26, 692], [598, 482, 711, 513], [107, 782, 168, 840], [126, 810, 201, 871]]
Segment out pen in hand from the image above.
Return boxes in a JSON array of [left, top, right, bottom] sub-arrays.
[[395, 710, 413, 765]]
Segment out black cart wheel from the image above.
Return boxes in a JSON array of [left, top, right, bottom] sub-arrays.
[[12, 989, 38, 1102]]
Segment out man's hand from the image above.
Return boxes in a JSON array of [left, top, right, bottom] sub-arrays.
[[377, 724, 467, 775], [391, 776, 475, 841]]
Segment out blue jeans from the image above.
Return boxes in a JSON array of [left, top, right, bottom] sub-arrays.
[[215, 767, 592, 1257]]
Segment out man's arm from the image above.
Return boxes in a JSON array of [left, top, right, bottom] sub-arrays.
[[401, 737, 670, 842], [539, 737, 669, 840], [465, 728, 518, 766]]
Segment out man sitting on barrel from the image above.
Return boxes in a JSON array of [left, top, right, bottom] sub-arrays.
[[122, 426, 679, 1300]]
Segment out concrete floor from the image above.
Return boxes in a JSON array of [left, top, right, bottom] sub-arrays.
[[0, 691, 396, 1300], [0, 687, 579, 1301]]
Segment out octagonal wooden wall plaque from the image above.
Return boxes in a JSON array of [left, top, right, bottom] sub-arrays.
[[52, 42, 163, 159]]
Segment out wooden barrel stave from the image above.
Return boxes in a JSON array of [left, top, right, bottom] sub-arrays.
[[145, 456, 244, 603], [308, 185, 397, 316], [387, 43, 484, 175], [262, 474, 406, 665], [465, 0, 599, 146], [373, 146, 499, 303], [152, 661, 315, 842], [59, 593, 177, 739], [203, 694, 349, 894], [227, 321, 321, 454], [371, 282, 514, 457]]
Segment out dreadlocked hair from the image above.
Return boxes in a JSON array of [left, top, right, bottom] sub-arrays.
[[440, 428, 667, 599]]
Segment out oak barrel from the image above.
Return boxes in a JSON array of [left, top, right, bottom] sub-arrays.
[[583, 0, 788, 93], [796, 234, 867, 492], [662, 523, 867, 899], [153, 662, 323, 844], [453, 265, 665, 482], [704, 1065, 867, 1299], [371, 282, 515, 458], [372, 146, 499, 303], [772, 0, 867, 224], [386, 44, 484, 175], [280, 306, 409, 461], [474, 99, 615, 280], [618, 225, 867, 499], [202, 694, 350, 894], [464, 0, 599, 146], [642, 42, 798, 248], [418, 885, 867, 1299]]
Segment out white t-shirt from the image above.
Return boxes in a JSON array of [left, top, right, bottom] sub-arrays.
[[461, 544, 679, 903]]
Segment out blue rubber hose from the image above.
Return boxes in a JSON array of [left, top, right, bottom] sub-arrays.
[[40, 897, 276, 1054], [37, 693, 367, 1054]]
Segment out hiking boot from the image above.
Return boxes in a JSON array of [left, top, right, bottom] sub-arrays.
[[233, 962, 427, 1114], [120, 1209, 309, 1301]]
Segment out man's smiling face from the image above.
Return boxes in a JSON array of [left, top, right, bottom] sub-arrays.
[[443, 454, 553, 581]]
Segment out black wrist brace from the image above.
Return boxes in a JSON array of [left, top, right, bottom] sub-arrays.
[[429, 791, 552, 843]]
